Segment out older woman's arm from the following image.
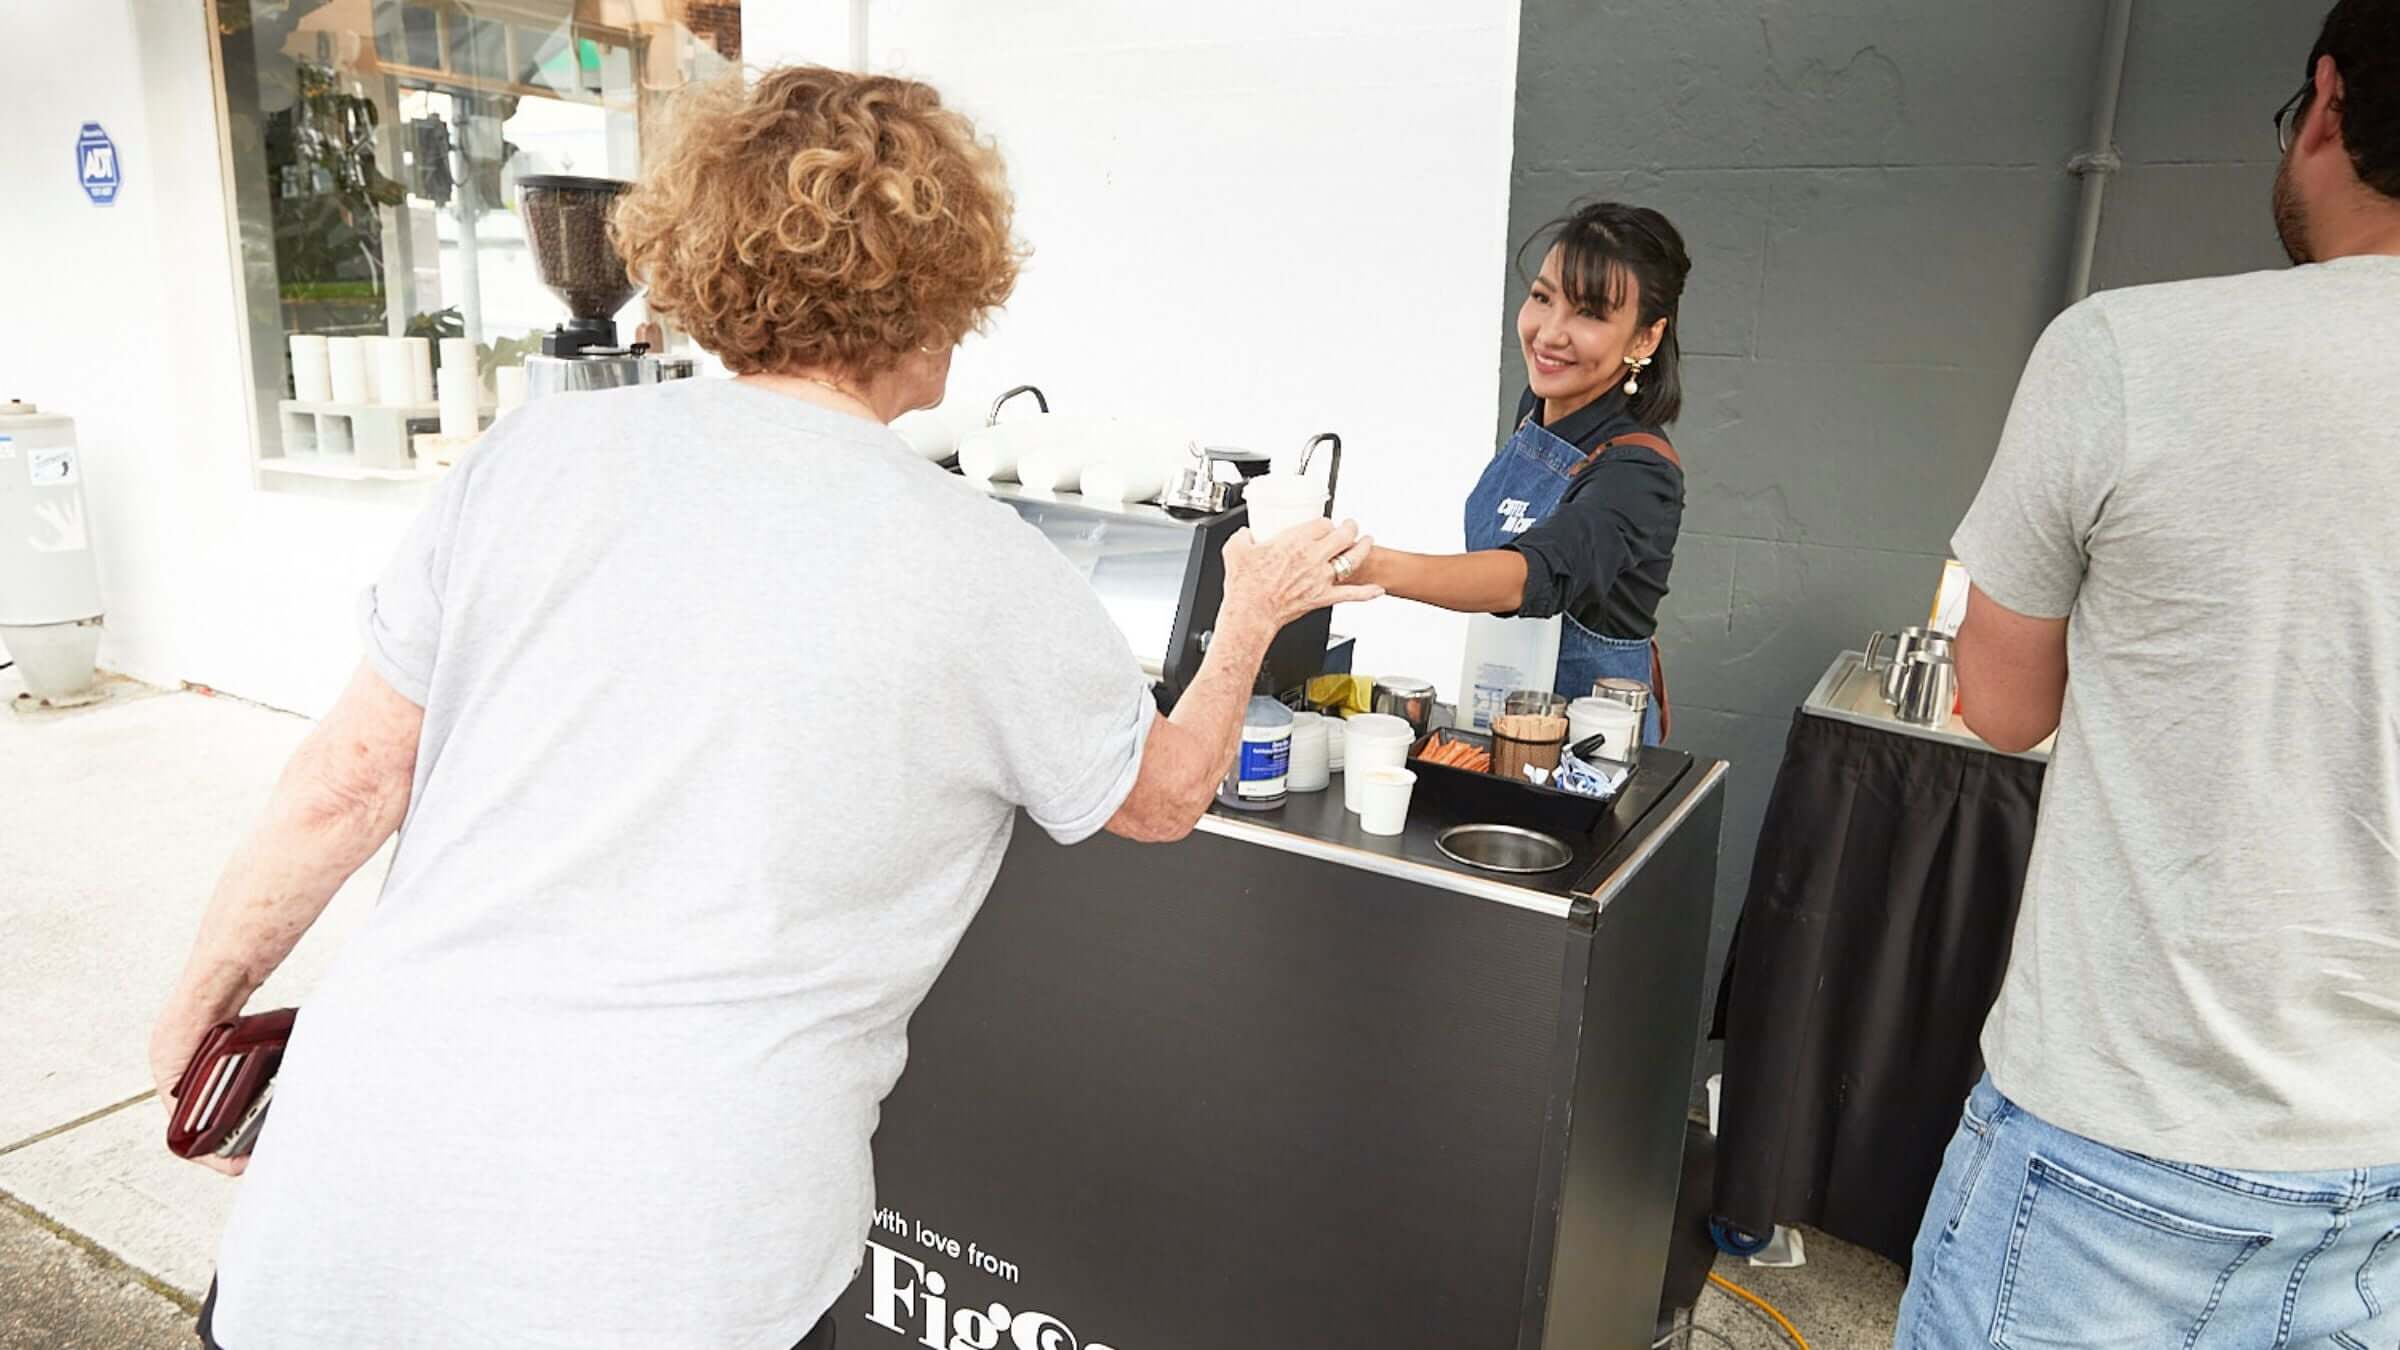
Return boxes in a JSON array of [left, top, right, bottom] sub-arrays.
[[1106, 521, 1380, 842], [148, 662, 423, 1169]]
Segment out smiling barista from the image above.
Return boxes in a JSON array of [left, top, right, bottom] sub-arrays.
[[1345, 200, 1692, 744]]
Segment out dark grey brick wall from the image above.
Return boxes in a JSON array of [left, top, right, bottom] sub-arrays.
[[1504, 1, 2320, 1044]]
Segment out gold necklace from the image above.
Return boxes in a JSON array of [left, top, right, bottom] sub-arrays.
[[798, 374, 874, 416]]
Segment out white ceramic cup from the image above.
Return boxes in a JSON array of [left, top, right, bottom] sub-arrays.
[[375, 337, 415, 407], [1287, 711, 1329, 792], [1342, 713, 1415, 812], [438, 337, 477, 386], [326, 337, 369, 404], [288, 335, 332, 403], [438, 366, 478, 438], [1080, 462, 1168, 504], [1243, 472, 1328, 540], [404, 337, 436, 403], [494, 365, 530, 416], [1355, 768, 1417, 837]]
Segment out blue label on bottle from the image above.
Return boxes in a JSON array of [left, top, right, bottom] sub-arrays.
[[1237, 735, 1291, 797]]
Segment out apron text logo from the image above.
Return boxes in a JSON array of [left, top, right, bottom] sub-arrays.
[[1497, 499, 1537, 535], [866, 1239, 1123, 1350]]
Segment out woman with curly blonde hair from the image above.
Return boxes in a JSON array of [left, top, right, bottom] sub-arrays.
[[158, 66, 1376, 1350]]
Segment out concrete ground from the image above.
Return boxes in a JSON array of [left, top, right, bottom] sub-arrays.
[[0, 666, 1903, 1348]]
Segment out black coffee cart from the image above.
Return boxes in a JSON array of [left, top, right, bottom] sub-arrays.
[[832, 746, 1726, 1350]]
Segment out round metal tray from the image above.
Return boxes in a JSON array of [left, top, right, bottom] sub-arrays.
[[1434, 823, 1575, 874]]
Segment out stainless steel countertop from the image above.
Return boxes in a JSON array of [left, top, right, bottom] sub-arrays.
[[1803, 650, 2052, 762]]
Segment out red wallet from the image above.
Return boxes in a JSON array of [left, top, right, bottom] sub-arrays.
[[166, 1007, 297, 1160]]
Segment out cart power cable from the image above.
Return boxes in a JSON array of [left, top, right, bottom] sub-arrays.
[[1708, 1271, 1812, 1350]]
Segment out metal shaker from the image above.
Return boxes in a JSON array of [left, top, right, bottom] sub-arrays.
[[1892, 651, 1958, 728], [1590, 677, 1651, 760]]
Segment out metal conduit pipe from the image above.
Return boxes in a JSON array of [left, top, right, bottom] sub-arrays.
[[2065, 0, 2137, 306]]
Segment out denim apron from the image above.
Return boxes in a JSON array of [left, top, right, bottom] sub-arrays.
[[1464, 414, 1669, 746]]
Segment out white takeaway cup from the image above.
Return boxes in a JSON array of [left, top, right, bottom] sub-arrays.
[[1355, 768, 1418, 837], [1342, 713, 1415, 813], [1243, 472, 1328, 540]]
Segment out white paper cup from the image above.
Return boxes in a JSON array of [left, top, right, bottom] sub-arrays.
[[288, 335, 332, 402], [1342, 713, 1415, 812], [1355, 768, 1417, 837], [1244, 472, 1327, 540]]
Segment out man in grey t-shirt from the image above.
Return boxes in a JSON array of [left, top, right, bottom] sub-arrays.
[[1897, 4, 2400, 1345]]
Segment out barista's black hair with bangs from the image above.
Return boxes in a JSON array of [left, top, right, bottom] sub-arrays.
[[1515, 199, 1692, 426]]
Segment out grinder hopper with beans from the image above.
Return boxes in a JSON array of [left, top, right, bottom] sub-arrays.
[[518, 174, 695, 401]]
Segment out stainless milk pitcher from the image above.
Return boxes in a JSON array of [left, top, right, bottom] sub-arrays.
[[1892, 651, 1959, 728]]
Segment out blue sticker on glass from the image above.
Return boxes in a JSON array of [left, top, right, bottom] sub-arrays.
[[76, 123, 121, 205]]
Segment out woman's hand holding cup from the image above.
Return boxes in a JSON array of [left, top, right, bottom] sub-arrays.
[[1221, 518, 1384, 632]]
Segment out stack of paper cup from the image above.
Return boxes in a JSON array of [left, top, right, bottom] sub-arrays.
[[1287, 712, 1330, 792], [438, 366, 479, 438], [405, 337, 435, 404], [1342, 713, 1415, 813], [375, 337, 415, 408], [288, 335, 332, 402], [493, 365, 529, 417], [326, 337, 369, 404], [1355, 768, 1418, 837]]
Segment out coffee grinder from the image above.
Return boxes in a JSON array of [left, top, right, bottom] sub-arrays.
[[518, 174, 694, 400]]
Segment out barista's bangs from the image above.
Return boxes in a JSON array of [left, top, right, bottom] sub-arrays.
[[1521, 220, 1637, 319]]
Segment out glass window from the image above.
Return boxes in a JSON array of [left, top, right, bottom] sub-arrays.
[[209, 0, 740, 478]]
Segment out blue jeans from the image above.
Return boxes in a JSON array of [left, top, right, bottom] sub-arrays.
[[1898, 1077, 2400, 1349]]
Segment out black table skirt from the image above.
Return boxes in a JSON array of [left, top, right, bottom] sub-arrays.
[[1709, 710, 2046, 1268]]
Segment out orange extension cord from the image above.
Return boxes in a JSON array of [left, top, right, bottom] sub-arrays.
[[1708, 1272, 1813, 1350]]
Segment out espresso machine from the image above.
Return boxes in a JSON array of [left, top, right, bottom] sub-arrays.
[[518, 174, 694, 400]]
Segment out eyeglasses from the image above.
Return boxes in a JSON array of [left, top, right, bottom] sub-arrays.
[[2275, 78, 2314, 154]]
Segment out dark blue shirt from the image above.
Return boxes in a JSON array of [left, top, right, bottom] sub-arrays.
[[1499, 385, 1684, 639]]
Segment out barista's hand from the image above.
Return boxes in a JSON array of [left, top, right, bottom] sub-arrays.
[[1221, 519, 1385, 632]]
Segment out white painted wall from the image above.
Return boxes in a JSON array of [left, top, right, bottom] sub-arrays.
[[0, 0, 438, 716], [0, 1, 1518, 715], [747, 0, 1525, 695]]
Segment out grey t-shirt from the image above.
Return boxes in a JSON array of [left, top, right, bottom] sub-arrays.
[[1955, 255, 2400, 1170], [212, 380, 1154, 1348]]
